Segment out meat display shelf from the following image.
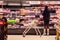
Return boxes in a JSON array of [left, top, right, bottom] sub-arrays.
[[7, 28, 56, 35]]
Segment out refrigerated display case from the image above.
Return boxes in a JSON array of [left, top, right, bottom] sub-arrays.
[[0, 1, 59, 35]]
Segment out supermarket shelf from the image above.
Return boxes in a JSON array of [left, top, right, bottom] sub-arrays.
[[7, 27, 56, 35]]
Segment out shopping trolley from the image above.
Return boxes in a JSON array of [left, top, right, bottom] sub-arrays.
[[22, 22, 41, 37]]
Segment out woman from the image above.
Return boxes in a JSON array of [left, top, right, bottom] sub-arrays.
[[2, 17, 7, 40], [42, 5, 50, 35], [0, 13, 7, 40]]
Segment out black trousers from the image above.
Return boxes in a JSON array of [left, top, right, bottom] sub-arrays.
[[0, 26, 4, 40], [0, 24, 7, 40], [0, 32, 4, 40], [44, 19, 50, 29]]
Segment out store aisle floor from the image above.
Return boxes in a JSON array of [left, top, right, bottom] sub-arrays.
[[7, 35, 56, 40]]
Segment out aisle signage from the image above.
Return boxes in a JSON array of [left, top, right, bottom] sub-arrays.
[[29, 1, 40, 5]]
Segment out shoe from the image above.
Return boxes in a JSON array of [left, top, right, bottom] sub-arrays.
[[47, 33, 49, 36], [42, 33, 46, 36]]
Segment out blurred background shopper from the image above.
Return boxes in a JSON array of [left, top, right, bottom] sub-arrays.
[[23, 18, 41, 37], [54, 13, 60, 40], [0, 13, 7, 40], [2, 16, 7, 40], [20, 8, 25, 16], [34, 7, 40, 18], [42, 5, 50, 35]]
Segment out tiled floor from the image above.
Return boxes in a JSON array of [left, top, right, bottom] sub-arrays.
[[8, 35, 57, 40]]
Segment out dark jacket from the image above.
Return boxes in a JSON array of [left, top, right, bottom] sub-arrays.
[[42, 6, 50, 20], [2, 17, 7, 27], [2, 17, 7, 35]]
